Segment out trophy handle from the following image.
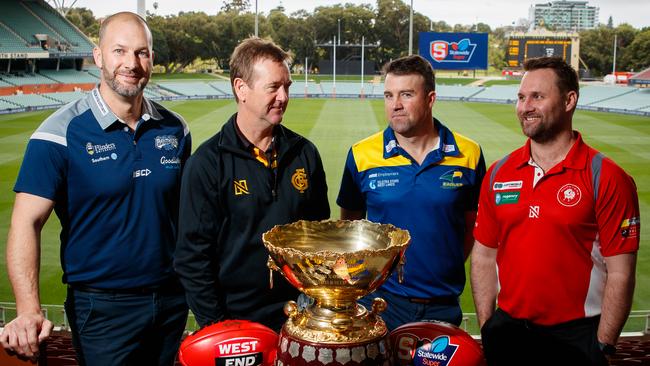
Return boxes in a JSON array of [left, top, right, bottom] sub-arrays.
[[398, 255, 406, 283], [267, 256, 280, 289]]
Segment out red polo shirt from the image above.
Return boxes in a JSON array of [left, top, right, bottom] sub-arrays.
[[474, 132, 639, 325]]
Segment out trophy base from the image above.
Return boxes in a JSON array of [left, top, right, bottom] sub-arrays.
[[276, 326, 390, 366]]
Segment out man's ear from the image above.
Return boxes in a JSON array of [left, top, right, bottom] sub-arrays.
[[233, 77, 247, 102], [565, 90, 578, 112], [92, 47, 103, 69]]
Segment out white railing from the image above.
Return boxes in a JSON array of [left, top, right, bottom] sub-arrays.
[[1, 302, 648, 337]]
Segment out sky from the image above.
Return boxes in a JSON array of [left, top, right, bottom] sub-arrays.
[[69, 0, 649, 29]]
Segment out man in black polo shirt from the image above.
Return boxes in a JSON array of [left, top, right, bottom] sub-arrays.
[[175, 37, 330, 331]]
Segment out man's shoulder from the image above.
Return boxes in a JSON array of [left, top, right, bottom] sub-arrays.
[[351, 130, 384, 150], [451, 130, 481, 157], [148, 99, 190, 136], [32, 97, 94, 146]]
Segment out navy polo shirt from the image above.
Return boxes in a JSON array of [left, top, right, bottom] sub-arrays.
[[14, 88, 191, 289], [337, 119, 485, 298]]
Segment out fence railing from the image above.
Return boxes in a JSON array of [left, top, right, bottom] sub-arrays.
[[1, 302, 648, 337]]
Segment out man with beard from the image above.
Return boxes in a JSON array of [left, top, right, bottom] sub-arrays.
[[0, 12, 191, 365], [471, 57, 639, 365], [174, 37, 329, 331], [337, 55, 485, 330]]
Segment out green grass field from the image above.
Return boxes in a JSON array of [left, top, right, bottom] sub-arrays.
[[1, 99, 649, 330]]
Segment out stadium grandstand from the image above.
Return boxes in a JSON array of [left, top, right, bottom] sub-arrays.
[[630, 67, 650, 87]]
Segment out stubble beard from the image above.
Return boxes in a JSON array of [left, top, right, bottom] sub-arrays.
[[103, 67, 148, 98]]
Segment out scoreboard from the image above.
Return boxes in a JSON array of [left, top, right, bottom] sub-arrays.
[[506, 32, 580, 71]]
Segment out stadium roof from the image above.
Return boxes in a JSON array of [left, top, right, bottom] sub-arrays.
[[629, 68, 650, 86]]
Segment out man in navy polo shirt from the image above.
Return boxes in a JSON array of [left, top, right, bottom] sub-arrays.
[[0, 12, 191, 365], [337, 55, 485, 330]]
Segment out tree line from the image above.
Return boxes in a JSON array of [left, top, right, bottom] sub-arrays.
[[65, 0, 650, 76]]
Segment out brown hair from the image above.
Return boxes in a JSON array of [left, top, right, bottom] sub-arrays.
[[382, 55, 435, 93], [229, 37, 292, 101], [524, 57, 579, 97]]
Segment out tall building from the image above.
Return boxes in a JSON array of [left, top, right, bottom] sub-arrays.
[[529, 1, 599, 31]]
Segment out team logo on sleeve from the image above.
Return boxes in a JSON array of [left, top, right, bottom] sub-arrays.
[[557, 184, 581, 207], [155, 135, 178, 151], [291, 168, 308, 193], [620, 217, 640, 238]]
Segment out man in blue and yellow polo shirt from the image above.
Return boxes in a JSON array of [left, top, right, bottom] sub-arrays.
[[337, 55, 485, 330]]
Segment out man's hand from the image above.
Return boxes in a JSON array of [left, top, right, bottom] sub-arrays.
[[0, 312, 53, 359]]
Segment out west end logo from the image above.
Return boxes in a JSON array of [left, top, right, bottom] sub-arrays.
[[430, 38, 476, 63], [155, 135, 178, 151]]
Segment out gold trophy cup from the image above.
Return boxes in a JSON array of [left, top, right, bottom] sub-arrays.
[[263, 220, 410, 366]]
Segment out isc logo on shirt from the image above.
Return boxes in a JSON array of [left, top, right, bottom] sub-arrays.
[[133, 169, 151, 178]]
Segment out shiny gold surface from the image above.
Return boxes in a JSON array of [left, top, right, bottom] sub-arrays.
[[263, 219, 410, 344]]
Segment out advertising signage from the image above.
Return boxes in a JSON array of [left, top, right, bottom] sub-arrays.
[[418, 32, 488, 70]]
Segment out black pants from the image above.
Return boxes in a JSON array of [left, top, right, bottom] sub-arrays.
[[481, 308, 608, 366]]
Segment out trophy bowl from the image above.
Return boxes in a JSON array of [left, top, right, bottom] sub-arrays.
[[263, 219, 410, 347]]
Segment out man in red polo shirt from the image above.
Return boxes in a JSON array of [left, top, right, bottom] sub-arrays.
[[471, 57, 639, 366]]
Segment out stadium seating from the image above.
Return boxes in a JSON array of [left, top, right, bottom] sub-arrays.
[[470, 85, 519, 103], [1, 94, 59, 108], [0, 73, 56, 85], [0, 2, 62, 49], [288, 81, 323, 95], [45, 91, 86, 104], [0, 26, 31, 53], [208, 81, 232, 94], [39, 70, 98, 84], [578, 85, 636, 106], [157, 82, 223, 97], [22, 1, 94, 52], [437, 85, 485, 99], [590, 89, 650, 111]]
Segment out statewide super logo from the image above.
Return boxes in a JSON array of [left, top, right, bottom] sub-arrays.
[[395, 334, 459, 366], [430, 38, 476, 63], [214, 337, 263, 366]]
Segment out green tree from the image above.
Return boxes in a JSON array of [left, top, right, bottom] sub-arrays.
[[65, 7, 98, 41], [621, 29, 650, 72]]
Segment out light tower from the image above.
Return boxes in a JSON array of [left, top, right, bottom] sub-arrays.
[[137, 0, 146, 18]]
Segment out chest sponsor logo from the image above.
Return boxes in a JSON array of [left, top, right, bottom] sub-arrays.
[[440, 170, 464, 189], [154, 135, 178, 151], [394, 334, 458, 366], [160, 156, 180, 169], [85, 142, 117, 155], [214, 338, 263, 366], [620, 217, 640, 238], [529, 205, 540, 218], [234, 180, 250, 195], [557, 183, 582, 207], [495, 191, 519, 205], [133, 169, 151, 178], [291, 168, 308, 193], [368, 172, 400, 190], [493, 180, 523, 191]]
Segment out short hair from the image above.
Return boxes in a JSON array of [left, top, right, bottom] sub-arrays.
[[523, 57, 579, 97], [382, 55, 435, 93], [99, 12, 152, 48], [229, 37, 292, 101]]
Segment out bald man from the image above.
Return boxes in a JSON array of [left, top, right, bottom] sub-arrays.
[[0, 12, 191, 365]]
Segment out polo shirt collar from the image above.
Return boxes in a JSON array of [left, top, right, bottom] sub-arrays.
[[515, 131, 589, 170], [382, 117, 460, 160], [89, 86, 162, 130]]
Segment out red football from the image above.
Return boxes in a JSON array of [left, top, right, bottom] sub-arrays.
[[389, 321, 486, 366], [178, 320, 279, 366]]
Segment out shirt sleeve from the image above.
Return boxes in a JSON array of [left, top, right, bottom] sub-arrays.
[[174, 151, 226, 327], [466, 147, 487, 212], [14, 138, 67, 200], [305, 144, 331, 220], [336, 148, 366, 211], [595, 158, 640, 257], [473, 162, 500, 248]]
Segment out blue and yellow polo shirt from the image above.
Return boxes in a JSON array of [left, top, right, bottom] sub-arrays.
[[14, 88, 191, 289], [337, 118, 485, 298]]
